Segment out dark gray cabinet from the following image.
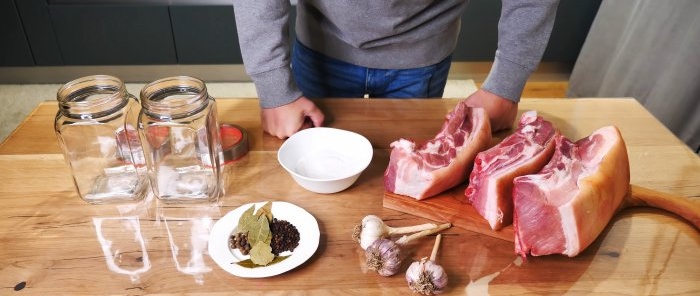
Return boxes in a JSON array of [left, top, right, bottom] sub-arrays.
[[170, 5, 240, 64], [1, 0, 601, 67], [0, 0, 35, 66], [51, 5, 177, 65], [456, 0, 602, 63], [543, 0, 603, 63], [14, 0, 63, 65], [4, 0, 242, 66]]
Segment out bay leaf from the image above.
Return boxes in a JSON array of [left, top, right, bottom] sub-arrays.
[[235, 255, 290, 268], [237, 204, 257, 235], [247, 214, 271, 246], [250, 241, 275, 266], [255, 201, 274, 222]]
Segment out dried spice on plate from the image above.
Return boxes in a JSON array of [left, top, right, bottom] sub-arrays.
[[270, 218, 300, 256], [229, 202, 301, 268]]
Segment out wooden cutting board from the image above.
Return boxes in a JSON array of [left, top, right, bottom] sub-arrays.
[[382, 184, 516, 242]]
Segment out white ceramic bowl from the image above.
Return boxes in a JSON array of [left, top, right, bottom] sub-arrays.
[[277, 127, 373, 194]]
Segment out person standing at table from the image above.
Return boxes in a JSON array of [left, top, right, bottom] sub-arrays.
[[232, 0, 560, 139]]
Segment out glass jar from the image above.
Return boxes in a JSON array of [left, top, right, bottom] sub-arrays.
[[138, 76, 223, 203], [54, 75, 148, 204]]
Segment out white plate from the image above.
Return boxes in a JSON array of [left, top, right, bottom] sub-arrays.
[[208, 201, 320, 278]]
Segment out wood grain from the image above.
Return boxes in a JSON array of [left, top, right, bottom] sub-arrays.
[[626, 185, 700, 228], [0, 98, 698, 295]]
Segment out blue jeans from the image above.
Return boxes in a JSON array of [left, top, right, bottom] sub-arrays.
[[291, 40, 451, 98]]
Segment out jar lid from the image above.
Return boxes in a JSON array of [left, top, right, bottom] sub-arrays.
[[220, 124, 249, 165]]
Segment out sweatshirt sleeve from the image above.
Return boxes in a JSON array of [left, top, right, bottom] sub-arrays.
[[481, 0, 560, 103], [232, 1, 302, 109]]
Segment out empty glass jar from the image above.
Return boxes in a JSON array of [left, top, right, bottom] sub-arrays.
[[54, 75, 148, 204], [138, 76, 223, 203]]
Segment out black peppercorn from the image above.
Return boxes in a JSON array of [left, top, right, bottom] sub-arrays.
[[270, 218, 300, 256]]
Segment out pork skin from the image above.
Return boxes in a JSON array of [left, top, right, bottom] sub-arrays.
[[512, 126, 630, 257]]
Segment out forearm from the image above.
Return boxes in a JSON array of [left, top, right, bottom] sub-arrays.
[[233, 1, 302, 108], [482, 0, 560, 103]]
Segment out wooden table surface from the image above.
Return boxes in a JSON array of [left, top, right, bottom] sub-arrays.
[[1, 98, 698, 295]]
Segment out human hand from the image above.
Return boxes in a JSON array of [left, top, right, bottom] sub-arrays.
[[464, 89, 518, 132], [261, 96, 325, 139]]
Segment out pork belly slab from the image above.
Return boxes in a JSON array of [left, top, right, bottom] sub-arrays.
[[512, 126, 630, 257], [466, 111, 558, 230], [384, 101, 491, 200]]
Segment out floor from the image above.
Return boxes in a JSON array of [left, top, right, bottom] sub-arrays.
[[0, 79, 481, 144]]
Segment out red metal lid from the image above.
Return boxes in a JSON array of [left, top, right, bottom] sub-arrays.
[[220, 124, 249, 165]]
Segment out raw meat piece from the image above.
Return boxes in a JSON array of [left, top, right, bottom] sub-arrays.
[[466, 111, 558, 230], [512, 126, 630, 257], [384, 101, 491, 200]]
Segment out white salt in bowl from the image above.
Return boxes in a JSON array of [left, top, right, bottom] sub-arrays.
[[278, 127, 373, 194]]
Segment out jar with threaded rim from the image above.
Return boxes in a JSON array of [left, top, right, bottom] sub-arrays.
[[54, 75, 148, 204], [138, 76, 223, 203]]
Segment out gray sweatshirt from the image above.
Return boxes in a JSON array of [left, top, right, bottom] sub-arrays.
[[233, 0, 559, 108]]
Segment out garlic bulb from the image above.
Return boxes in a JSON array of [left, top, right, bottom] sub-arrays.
[[365, 223, 451, 277], [365, 238, 402, 276], [406, 234, 448, 295], [353, 215, 438, 250]]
